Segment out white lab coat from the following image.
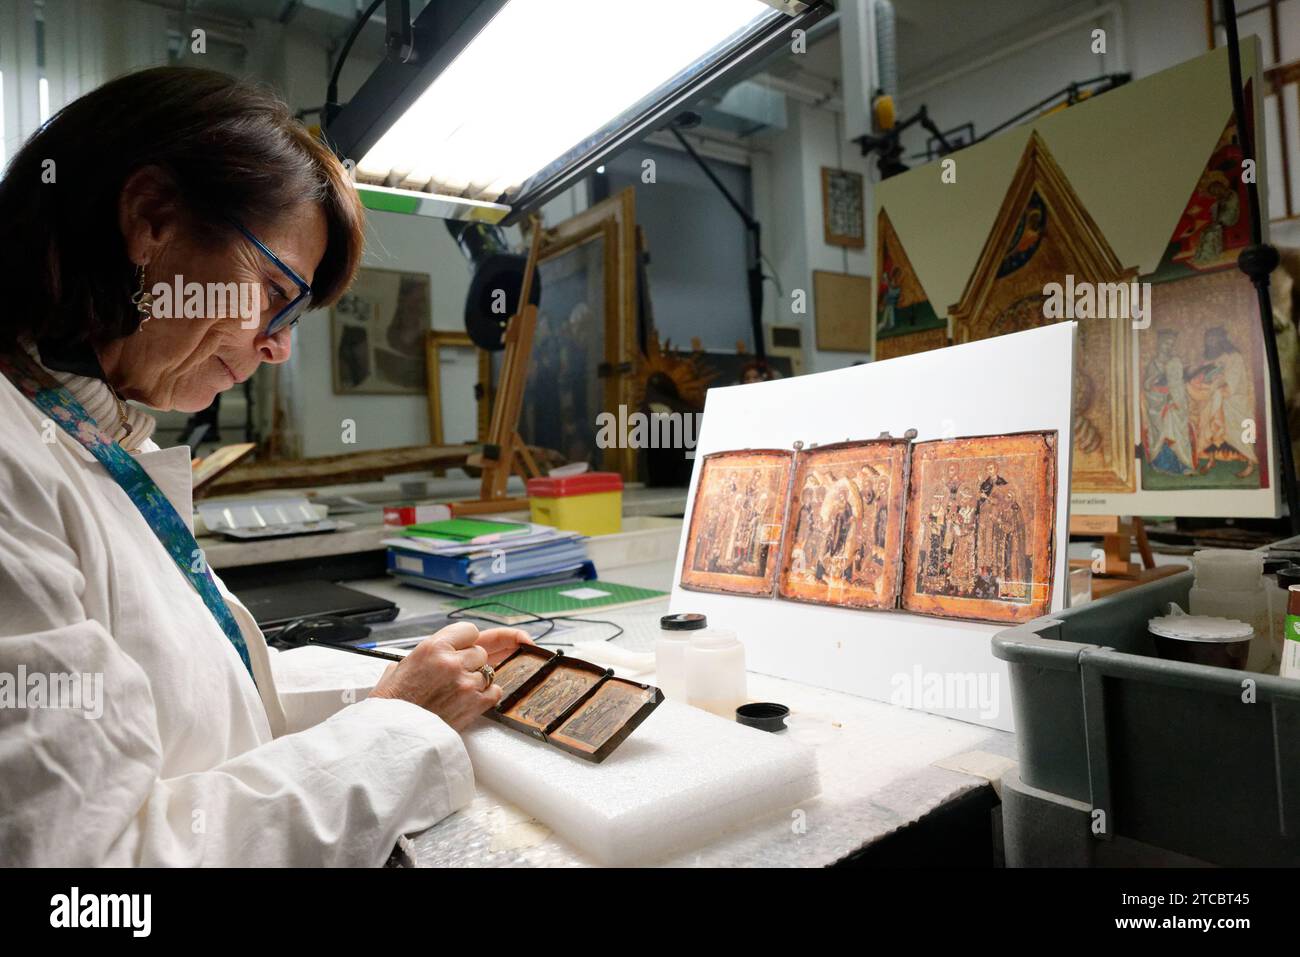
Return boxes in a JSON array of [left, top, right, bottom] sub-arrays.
[[0, 371, 475, 866]]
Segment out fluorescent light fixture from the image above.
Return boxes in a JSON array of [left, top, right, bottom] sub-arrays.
[[331, 0, 828, 222], [355, 182, 510, 223]]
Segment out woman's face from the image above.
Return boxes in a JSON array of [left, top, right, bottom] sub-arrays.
[[99, 168, 329, 413]]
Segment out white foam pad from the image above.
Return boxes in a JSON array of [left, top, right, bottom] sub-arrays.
[[461, 700, 820, 865]]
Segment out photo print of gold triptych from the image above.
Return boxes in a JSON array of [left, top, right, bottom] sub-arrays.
[[681, 431, 1057, 624]]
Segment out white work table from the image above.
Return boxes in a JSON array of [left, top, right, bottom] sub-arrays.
[[343, 562, 1018, 868]]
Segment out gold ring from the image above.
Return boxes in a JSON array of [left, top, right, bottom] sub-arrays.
[[479, 665, 495, 690]]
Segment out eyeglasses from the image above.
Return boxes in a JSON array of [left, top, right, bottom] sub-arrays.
[[228, 219, 313, 336]]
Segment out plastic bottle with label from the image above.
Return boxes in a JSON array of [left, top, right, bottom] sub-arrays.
[[1284, 584, 1300, 680]]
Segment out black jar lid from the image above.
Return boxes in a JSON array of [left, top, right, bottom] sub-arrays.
[[1276, 565, 1300, 590], [736, 702, 790, 732], [660, 613, 708, 631], [1264, 558, 1291, 574]]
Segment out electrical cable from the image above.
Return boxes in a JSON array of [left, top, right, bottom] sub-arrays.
[[446, 603, 625, 647], [325, 0, 386, 134]]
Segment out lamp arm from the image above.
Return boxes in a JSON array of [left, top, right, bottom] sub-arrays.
[[669, 126, 758, 229], [669, 126, 767, 362]]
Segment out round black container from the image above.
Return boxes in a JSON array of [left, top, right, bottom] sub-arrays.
[[735, 702, 790, 732]]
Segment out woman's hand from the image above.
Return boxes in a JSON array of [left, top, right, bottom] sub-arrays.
[[369, 621, 503, 731], [475, 626, 534, 667]]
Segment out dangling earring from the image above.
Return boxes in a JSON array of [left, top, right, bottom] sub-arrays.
[[130, 263, 154, 327]]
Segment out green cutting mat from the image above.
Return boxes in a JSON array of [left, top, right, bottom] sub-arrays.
[[447, 580, 667, 623], [401, 518, 529, 541]]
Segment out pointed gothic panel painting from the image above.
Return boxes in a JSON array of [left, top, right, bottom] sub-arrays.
[[1149, 95, 1254, 284], [949, 132, 1136, 493], [873, 209, 948, 359]]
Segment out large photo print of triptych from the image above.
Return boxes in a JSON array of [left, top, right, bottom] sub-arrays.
[[680, 430, 1057, 624]]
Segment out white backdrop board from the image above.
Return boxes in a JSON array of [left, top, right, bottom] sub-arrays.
[[669, 323, 1077, 732]]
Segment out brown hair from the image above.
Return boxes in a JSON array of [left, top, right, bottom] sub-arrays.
[[0, 66, 364, 349]]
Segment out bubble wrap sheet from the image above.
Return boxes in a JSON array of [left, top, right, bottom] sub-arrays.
[[461, 700, 820, 866]]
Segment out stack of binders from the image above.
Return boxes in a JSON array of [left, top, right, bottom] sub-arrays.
[[383, 518, 595, 600]]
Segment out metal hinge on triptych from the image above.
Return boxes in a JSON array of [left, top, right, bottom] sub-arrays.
[[766, 441, 805, 599]]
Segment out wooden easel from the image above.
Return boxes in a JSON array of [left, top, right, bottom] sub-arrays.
[[451, 216, 546, 517], [1068, 514, 1186, 599]]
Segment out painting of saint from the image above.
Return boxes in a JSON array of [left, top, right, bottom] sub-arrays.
[[504, 663, 600, 730], [492, 647, 553, 700], [551, 679, 656, 755], [996, 193, 1046, 277], [901, 432, 1057, 623], [778, 439, 910, 610], [1149, 104, 1254, 283], [1139, 269, 1268, 490], [680, 450, 793, 596]]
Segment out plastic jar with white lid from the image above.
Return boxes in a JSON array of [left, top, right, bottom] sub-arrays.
[[1148, 603, 1253, 670], [655, 613, 707, 701], [685, 629, 747, 719], [1188, 548, 1272, 673]]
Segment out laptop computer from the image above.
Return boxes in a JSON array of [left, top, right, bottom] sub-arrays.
[[234, 580, 399, 637]]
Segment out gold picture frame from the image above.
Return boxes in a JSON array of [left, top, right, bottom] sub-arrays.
[[424, 330, 491, 445], [524, 188, 639, 479]]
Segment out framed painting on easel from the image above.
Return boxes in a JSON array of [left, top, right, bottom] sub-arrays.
[[511, 221, 619, 471], [508, 188, 639, 478]]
